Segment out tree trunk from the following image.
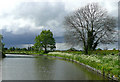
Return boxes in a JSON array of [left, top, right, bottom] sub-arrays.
[[92, 42, 98, 50], [84, 45, 88, 54], [83, 40, 88, 54], [44, 45, 47, 53], [85, 48, 88, 54], [87, 30, 94, 51], [2, 52, 6, 58]]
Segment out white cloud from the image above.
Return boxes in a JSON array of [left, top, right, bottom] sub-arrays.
[[0, 0, 118, 49], [14, 44, 34, 48], [63, 0, 118, 17], [0, 2, 67, 37], [56, 43, 71, 50], [0, 17, 44, 35], [0, 0, 118, 35]]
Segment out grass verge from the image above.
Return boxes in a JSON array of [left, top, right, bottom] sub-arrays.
[[47, 52, 120, 81]]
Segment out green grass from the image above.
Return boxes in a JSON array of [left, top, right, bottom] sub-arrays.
[[48, 51, 120, 80], [5, 50, 44, 55], [58, 50, 119, 55]]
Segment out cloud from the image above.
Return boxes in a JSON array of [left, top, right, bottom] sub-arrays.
[[3, 30, 64, 48], [1, 0, 118, 36], [0, 0, 118, 49], [0, 18, 44, 35], [63, 0, 118, 17], [0, 2, 67, 37], [13, 44, 34, 48]]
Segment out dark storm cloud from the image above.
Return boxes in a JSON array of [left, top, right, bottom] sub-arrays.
[[1, 2, 67, 47], [1, 1, 118, 49], [2, 29, 64, 48], [2, 2, 67, 34], [12, 2, 66, 26]]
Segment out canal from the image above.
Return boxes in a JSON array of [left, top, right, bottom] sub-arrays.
[[1, 54, 107, 80]]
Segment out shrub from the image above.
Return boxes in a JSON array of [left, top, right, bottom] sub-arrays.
[[67, 48, 78, 51], [97, 48, 102, 50], [113, 48, 116, 50]]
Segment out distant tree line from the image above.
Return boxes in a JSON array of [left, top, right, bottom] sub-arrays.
[[6, 46, 35, 51], [6, 46, 116, 52]]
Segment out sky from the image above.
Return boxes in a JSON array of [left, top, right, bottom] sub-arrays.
[[0, 0, 119, 50]]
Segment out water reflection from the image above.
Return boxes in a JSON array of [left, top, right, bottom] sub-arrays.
[[34, 57, 56, 80], [2, 55, 106, 80]]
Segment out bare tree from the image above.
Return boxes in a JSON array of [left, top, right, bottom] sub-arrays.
[[64, 3, 117, 54]]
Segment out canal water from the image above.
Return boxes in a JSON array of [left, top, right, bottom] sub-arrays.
[[1, 54, 106, 80]]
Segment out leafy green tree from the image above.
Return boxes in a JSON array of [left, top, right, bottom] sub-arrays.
[[0, 35, 6, 58], [49, 45, 56, 51], [34, 30, 56, 53], [0, 35, 2, 52], [113, 48, 116, 50], [28, 47, 34, 51], [9, 47, 15, 51], [97, 48, 102, 50], [4, 48, 8, 51], [28, 47, 30, 51], [16, 48, 21, 51], [22, 48, 27, 51]]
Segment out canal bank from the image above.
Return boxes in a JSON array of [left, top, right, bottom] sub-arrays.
[[3, 53, 119, 81], [44, 52, 119, 81], [2, 54, 107, 80]]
